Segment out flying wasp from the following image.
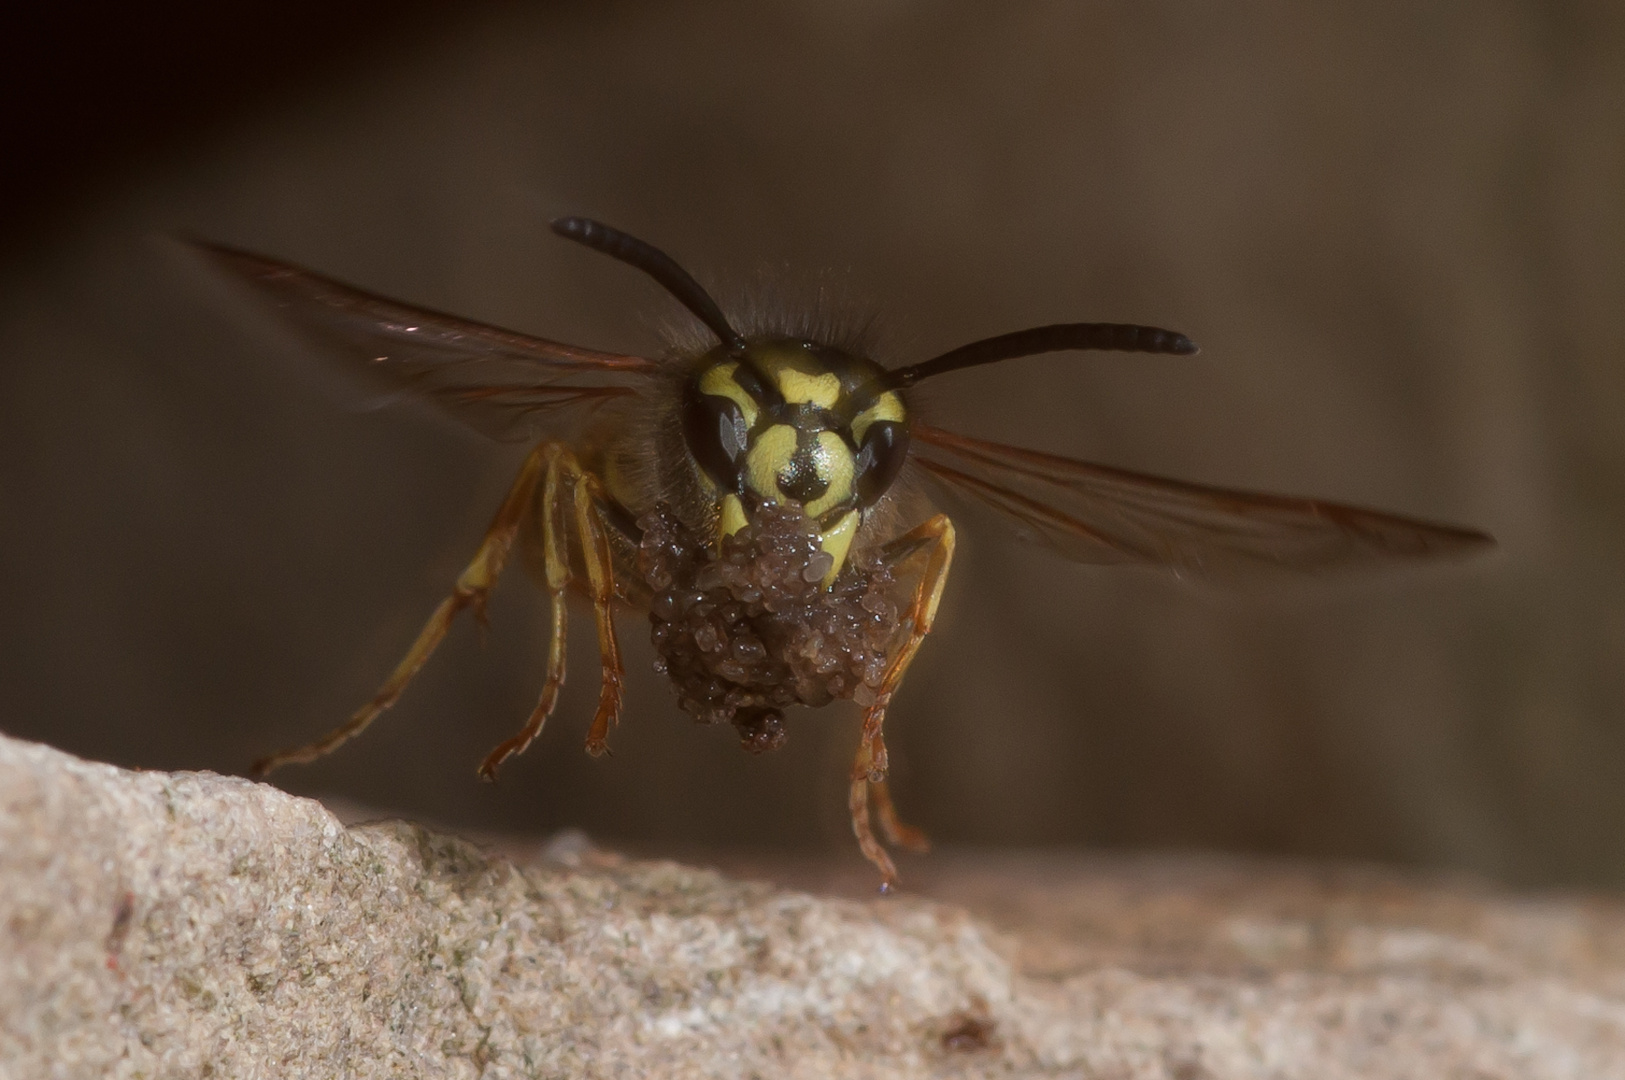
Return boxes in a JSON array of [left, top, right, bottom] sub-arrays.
[[195, 218, 1493, 888]]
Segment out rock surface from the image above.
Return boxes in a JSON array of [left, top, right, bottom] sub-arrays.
[[5, 733, 1625, 1079]]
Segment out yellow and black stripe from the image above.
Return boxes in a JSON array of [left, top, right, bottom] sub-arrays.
[[682, 339, 910, 585]]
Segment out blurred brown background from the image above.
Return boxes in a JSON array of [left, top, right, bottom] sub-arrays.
[[1, 1, 1619, 885]]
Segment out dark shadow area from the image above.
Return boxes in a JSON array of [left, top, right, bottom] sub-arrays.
[[1, 0, 468, 248]]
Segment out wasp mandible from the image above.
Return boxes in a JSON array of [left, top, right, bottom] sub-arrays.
[[195, 219, 1492, 887]]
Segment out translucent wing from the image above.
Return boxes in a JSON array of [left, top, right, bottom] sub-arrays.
[[192, 242, 661, 441], [910, 423, 1493, 579]]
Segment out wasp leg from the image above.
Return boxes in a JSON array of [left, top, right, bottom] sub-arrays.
[[478, 445, 574, 780], [849, 737, 896, 886], [478, 446, 626, 775], [871, 778, 932, 854], [252, 441, 553, 776], [847, 513, 956, 885], [574, 469, 625, 757]]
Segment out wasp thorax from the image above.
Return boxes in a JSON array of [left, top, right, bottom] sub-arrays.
[[680, 339, 909, 585]]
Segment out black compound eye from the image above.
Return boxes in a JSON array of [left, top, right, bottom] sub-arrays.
[[682, 385, 750, 488], [853, 420, 909, 506]]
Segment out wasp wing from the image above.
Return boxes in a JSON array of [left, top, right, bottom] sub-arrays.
[[910, 423, 1493, 579], [191, 242, 660, 441]]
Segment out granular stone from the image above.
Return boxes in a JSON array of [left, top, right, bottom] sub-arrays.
[[637, 501, 902, 751]]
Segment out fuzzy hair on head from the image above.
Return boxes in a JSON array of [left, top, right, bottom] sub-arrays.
[[656, 264, 886, 363]]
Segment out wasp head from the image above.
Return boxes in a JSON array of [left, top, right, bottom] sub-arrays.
[[549, 214, 1196, 589], [682, 339, 908, 585]]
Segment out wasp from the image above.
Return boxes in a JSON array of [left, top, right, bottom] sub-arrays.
[[195, 218, 1492, 888]]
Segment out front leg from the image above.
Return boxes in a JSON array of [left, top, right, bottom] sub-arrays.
[[847, 513, 956, 888]]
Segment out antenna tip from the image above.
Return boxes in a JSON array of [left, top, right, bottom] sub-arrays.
[[550, 216, 593, 239], [1171, 333, 1199, 355]]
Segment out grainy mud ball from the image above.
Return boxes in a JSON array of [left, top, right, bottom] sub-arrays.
[[637, 502, 902, 752]]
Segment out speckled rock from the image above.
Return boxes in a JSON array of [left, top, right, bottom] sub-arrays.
[[6, 732, 1625, 1079]]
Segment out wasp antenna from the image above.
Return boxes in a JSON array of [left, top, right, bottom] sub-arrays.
[[882, 322, 1198, 390], [551, 217, 744, 351]]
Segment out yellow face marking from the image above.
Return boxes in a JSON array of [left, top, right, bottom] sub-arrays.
[[802, 431, 854, 518], [776, 368, 842, 409], [698, 360, 761, 428], [717, 492, 748, 544], [817, 511, 860, 587], [693, 344, 898, 587], [851, 390, 905, 445], [744, 424, 799, 500]]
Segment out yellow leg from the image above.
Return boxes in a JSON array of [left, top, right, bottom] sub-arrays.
[[872, 778, 931, 854], [847, 514, 955, 887], [478, 446, 573, 780], [575, 472, 625, 757], [479, 446, 627, 777], [849, 738, 896, 886], [252, 441, 553, 776]]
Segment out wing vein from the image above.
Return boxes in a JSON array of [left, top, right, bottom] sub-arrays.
[[193, 241, 662, 441], [909, 422, 1492, 578]]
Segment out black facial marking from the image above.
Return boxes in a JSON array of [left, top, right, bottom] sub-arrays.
[[777, 448, 830, 503], [728, 360, 783, 411], [776, 401, 840, 432]]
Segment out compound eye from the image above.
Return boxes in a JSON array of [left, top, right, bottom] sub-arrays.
[[853, 420, 909, 506], [682, 386, 750, 488]]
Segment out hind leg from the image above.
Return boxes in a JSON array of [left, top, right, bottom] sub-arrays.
[[252, 441, 553, 776], [846, 514, 955, 886], [871, 779, 931, 853]]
